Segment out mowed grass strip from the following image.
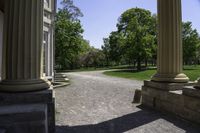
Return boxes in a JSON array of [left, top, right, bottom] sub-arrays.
[[104, 66, 200, 81]]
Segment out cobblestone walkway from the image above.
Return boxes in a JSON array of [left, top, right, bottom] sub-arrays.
[[55, 71, 200, 133]]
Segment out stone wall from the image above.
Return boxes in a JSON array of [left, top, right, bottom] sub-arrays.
[[0, 89, 55, 133], [142, 81, 200, 124]]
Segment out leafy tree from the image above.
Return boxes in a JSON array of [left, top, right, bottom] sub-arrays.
[[60, 0, 83, 20], [102, 38, 111, 66], [79, 39, 91, 55], [117, 8, 156, 70], [149, 14, 158, 66], [55, 0, 85, 70], [101, 9, 200, 70], [79, 48, 106, 68], [108, 31, 125, 65], [182, 22, 200, 65]]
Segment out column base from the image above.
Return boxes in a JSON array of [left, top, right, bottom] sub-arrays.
[[151, 73, 189, 83], [0, 88, 55, 133], [0, 79, 51, 92]]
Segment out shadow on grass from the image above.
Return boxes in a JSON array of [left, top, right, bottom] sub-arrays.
[[56, 106, 200, 133]]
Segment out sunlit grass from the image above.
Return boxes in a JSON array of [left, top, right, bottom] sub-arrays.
[[104, 65, 200, 81]]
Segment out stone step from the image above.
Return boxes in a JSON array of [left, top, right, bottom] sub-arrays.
[[55, 73, 67, 78], [54, 78, 69, 83], [53, 82, 70, 88], [54, 74, 67, 78]]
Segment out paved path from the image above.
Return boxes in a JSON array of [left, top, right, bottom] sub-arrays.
[[55, 71, 200, 133]]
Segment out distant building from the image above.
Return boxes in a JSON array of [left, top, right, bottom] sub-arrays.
[[0, 0, 56, 81], [43, 0, 56, 81]]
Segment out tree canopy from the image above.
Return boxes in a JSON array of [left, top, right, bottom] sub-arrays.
[[101, 8, 200, 70], [182, 22, 200, 65], [102, 8, 157, 71], [55, 4, 200, 70], [55, 0, 90, 70]]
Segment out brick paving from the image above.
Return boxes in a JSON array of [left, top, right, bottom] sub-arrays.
[[55, 71, 200, 133]]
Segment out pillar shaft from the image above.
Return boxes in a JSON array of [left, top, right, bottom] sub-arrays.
[[152, 0, 189, 83], [0, 0, 50, 92]]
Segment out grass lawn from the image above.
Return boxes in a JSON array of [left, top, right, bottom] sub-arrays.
[[104, 65, 200, 81]]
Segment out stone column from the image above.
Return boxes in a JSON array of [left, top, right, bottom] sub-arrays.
[[0, 11, 3, 81], [151, 0, 189, 83], [0, 0, 50, 92]]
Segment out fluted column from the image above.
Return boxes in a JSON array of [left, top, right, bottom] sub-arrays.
[[0, 0, 50, 92], [151, 0, 189, 83]]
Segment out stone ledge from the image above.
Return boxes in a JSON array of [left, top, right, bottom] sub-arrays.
[[0, 88, 54, 105], [144, 80, 194, 91], [0, 129, 6, 133], [0, 104, 46, 115], [0, 89, 55, 133], [0, 104, 47, 133], [142, 82, 200, 124], [183, 86, 200, 99]]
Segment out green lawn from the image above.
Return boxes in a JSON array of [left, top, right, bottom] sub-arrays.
[[104, 65, 200, 81]]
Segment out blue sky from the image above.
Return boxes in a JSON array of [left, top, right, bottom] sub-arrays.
[[57, 0, 200, 48]]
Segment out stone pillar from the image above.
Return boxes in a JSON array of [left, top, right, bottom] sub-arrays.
[[151, 0, 189, 83], [0, 11, 3, 81], [0, 0, 50, 92]]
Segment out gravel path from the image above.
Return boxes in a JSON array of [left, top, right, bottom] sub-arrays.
[[55, 70, 200, 133]]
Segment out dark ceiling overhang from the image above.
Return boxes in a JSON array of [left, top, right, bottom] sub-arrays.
[[0, 0, 5, 12]]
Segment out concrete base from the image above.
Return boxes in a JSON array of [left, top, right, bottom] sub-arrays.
[[0, 88, 55, 133], [142, 80, 200, 124]]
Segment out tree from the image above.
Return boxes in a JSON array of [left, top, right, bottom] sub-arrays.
[[79, 48, 106, 68], [102, 38, 111, 66], [117, 8, 156, 70], [101, 8, 200, 69], [108, 31, 125, 65], [182, 22, 200, 65], [60, 0, 83, 20], [79, 39, 91, 55], [55, 0, 85, 70]]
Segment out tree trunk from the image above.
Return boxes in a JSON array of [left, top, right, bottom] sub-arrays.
[[137, 57, 141, 71], [106, 57, 109, 67], [133, 61, 136, 68], [145, 58, 148, 68]]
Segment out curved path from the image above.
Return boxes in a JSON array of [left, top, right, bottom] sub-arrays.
[[55, 70, 200, 133]]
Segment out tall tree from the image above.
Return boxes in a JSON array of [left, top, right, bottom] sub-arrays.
[[108, 31, 124, 65], [79, 48, 106, 68], [55, 0, 84, 70], [117, 8, 156, 71], [60, 0, 83, 20], [102, 38, 111, 66], [182, 22, 200, 65]]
